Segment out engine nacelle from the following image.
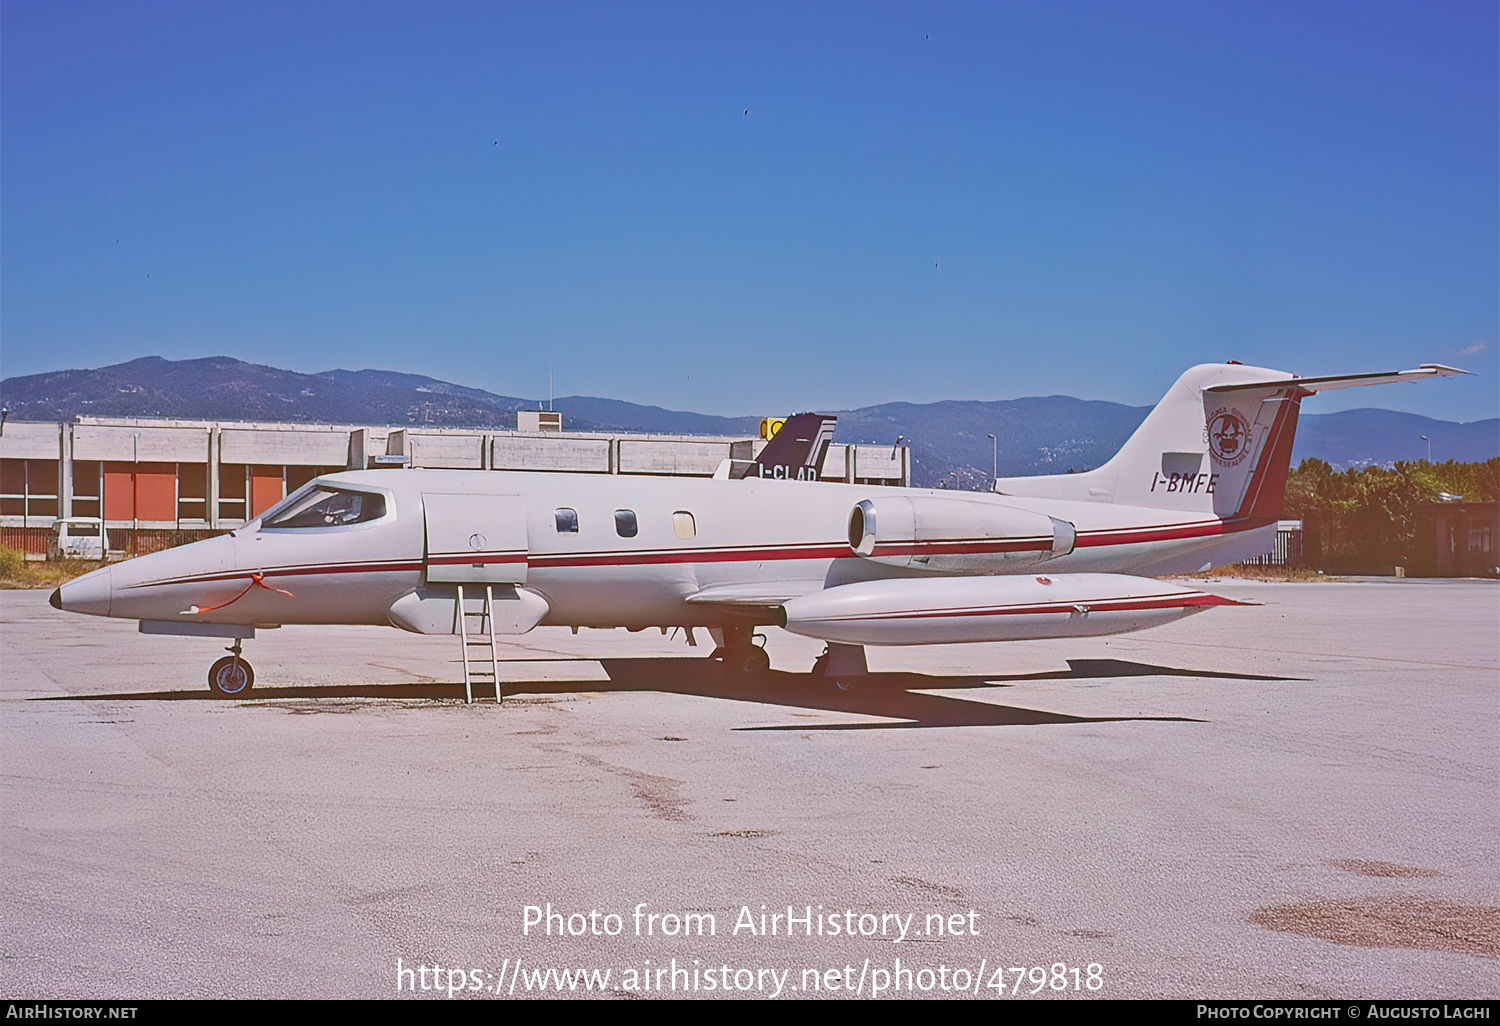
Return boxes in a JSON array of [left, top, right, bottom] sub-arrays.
[[782, 573, 1238, 646], [847, 496, 1075, 573]]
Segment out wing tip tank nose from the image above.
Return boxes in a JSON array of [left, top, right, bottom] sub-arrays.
[[49, 587, 62, 610]]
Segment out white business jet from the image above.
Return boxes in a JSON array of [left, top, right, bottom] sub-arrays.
[[52, 361, 1464, 698]]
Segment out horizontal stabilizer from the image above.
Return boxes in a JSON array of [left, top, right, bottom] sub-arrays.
[[1205, 364, 1468, 395]]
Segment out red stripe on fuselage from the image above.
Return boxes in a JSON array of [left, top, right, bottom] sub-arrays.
[[527, 542, 853, 568], [1071, 515, 1277, 548], [126, 517, 1273, 590], [123, 559, 425, 590], [427, 552, 527, 566]]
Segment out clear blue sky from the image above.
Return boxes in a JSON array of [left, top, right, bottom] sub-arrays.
[[3, 1, 1496, 421]]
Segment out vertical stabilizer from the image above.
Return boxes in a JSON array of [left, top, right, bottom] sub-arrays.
[[732, 412, 837, 480], [994, 363, 1305, 522]]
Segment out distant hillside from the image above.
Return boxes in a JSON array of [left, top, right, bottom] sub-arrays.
[[1289, 408, 1499, 469], [3, 356, 1494, 486], [1, 356, 570, 430]]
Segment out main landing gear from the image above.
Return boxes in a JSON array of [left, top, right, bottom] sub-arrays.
[[708, 625, 772, 676], [208, 639, 254, 697], [811, 643, 868, 691]]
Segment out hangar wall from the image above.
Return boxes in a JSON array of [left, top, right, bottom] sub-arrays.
[[1, 417, 910, 555]]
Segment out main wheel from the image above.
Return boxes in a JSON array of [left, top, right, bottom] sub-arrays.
[[732, 645, 772, 676], [208, 656, 254, 696]]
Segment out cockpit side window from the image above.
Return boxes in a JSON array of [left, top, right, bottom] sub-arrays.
[[254, 481, 320, 525], [262, 488, 386, 529]]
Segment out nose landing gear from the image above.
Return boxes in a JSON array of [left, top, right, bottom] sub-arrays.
[[208, 640, 254, 696]]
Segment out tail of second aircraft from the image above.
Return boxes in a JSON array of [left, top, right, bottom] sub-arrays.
[[724, 412, 838, 480], [994, 361, 1466, 524]]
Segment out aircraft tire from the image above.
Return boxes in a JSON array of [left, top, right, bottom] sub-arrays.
[[733, 646, 771, 676], [208, 656, 254, 697]]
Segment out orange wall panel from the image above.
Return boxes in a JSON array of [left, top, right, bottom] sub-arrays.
[[103, 463, 135, 521], [250, 466, 284, 517], [134, 463, 177, 522]]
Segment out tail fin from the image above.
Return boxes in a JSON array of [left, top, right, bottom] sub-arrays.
[[731, 412, 837, 480], [994, 362, 1465, 522]]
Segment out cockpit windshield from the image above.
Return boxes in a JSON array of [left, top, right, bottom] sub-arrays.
[[260, 487, 386, 529]]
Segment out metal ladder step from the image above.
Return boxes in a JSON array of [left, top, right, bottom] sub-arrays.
[[455, 584, 502, 705]]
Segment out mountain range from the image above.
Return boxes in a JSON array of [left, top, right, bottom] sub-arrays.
[[3, 356, 1495, 487]]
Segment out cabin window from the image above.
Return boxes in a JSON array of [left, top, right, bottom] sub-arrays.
[[554, 507, 579, 533], [614, 509, 638, 538], [672, 511, 696, 540], [261, 488, 386, 529]]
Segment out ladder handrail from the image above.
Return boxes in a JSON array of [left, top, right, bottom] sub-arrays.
[[455, 584, 503, 706], [457, 584, 473, 704], [485, 584, 501, 705]]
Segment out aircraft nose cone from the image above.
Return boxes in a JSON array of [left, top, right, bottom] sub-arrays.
[[49, 588, 62, 610], [56, 566, 113, 617]]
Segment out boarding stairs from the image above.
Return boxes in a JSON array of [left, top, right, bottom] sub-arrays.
[[455, 584, 502, 705]]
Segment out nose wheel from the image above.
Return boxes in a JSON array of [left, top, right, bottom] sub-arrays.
[[208, 641, 254, 696]]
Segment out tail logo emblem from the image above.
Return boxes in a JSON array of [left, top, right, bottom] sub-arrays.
[[1207, 408, 1251, 466]]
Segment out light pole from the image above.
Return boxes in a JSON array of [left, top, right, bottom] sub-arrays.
[[987, 433, 997, 482], [1420, 435, 1431, 462]]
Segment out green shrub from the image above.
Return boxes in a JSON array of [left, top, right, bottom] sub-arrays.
[[0, 547, 27, 578]]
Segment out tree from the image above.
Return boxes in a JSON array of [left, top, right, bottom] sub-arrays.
[[1283, 458, 1499, 572]]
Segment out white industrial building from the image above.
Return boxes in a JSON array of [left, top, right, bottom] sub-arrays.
[[1, 416, 910, 557]]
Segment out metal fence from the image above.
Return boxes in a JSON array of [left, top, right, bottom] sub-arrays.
[[1240, 523, 1304, 567]]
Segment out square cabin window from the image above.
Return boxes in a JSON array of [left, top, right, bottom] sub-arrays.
[[555, 507, 579, 533], [614, 509, 638, 538], [672, 511, 696, 539]]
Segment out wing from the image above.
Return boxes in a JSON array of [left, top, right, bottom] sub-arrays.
[[684, 580, 827, 614]]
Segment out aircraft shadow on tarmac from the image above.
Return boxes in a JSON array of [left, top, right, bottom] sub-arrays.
[[43, 657, 1303, 731]]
